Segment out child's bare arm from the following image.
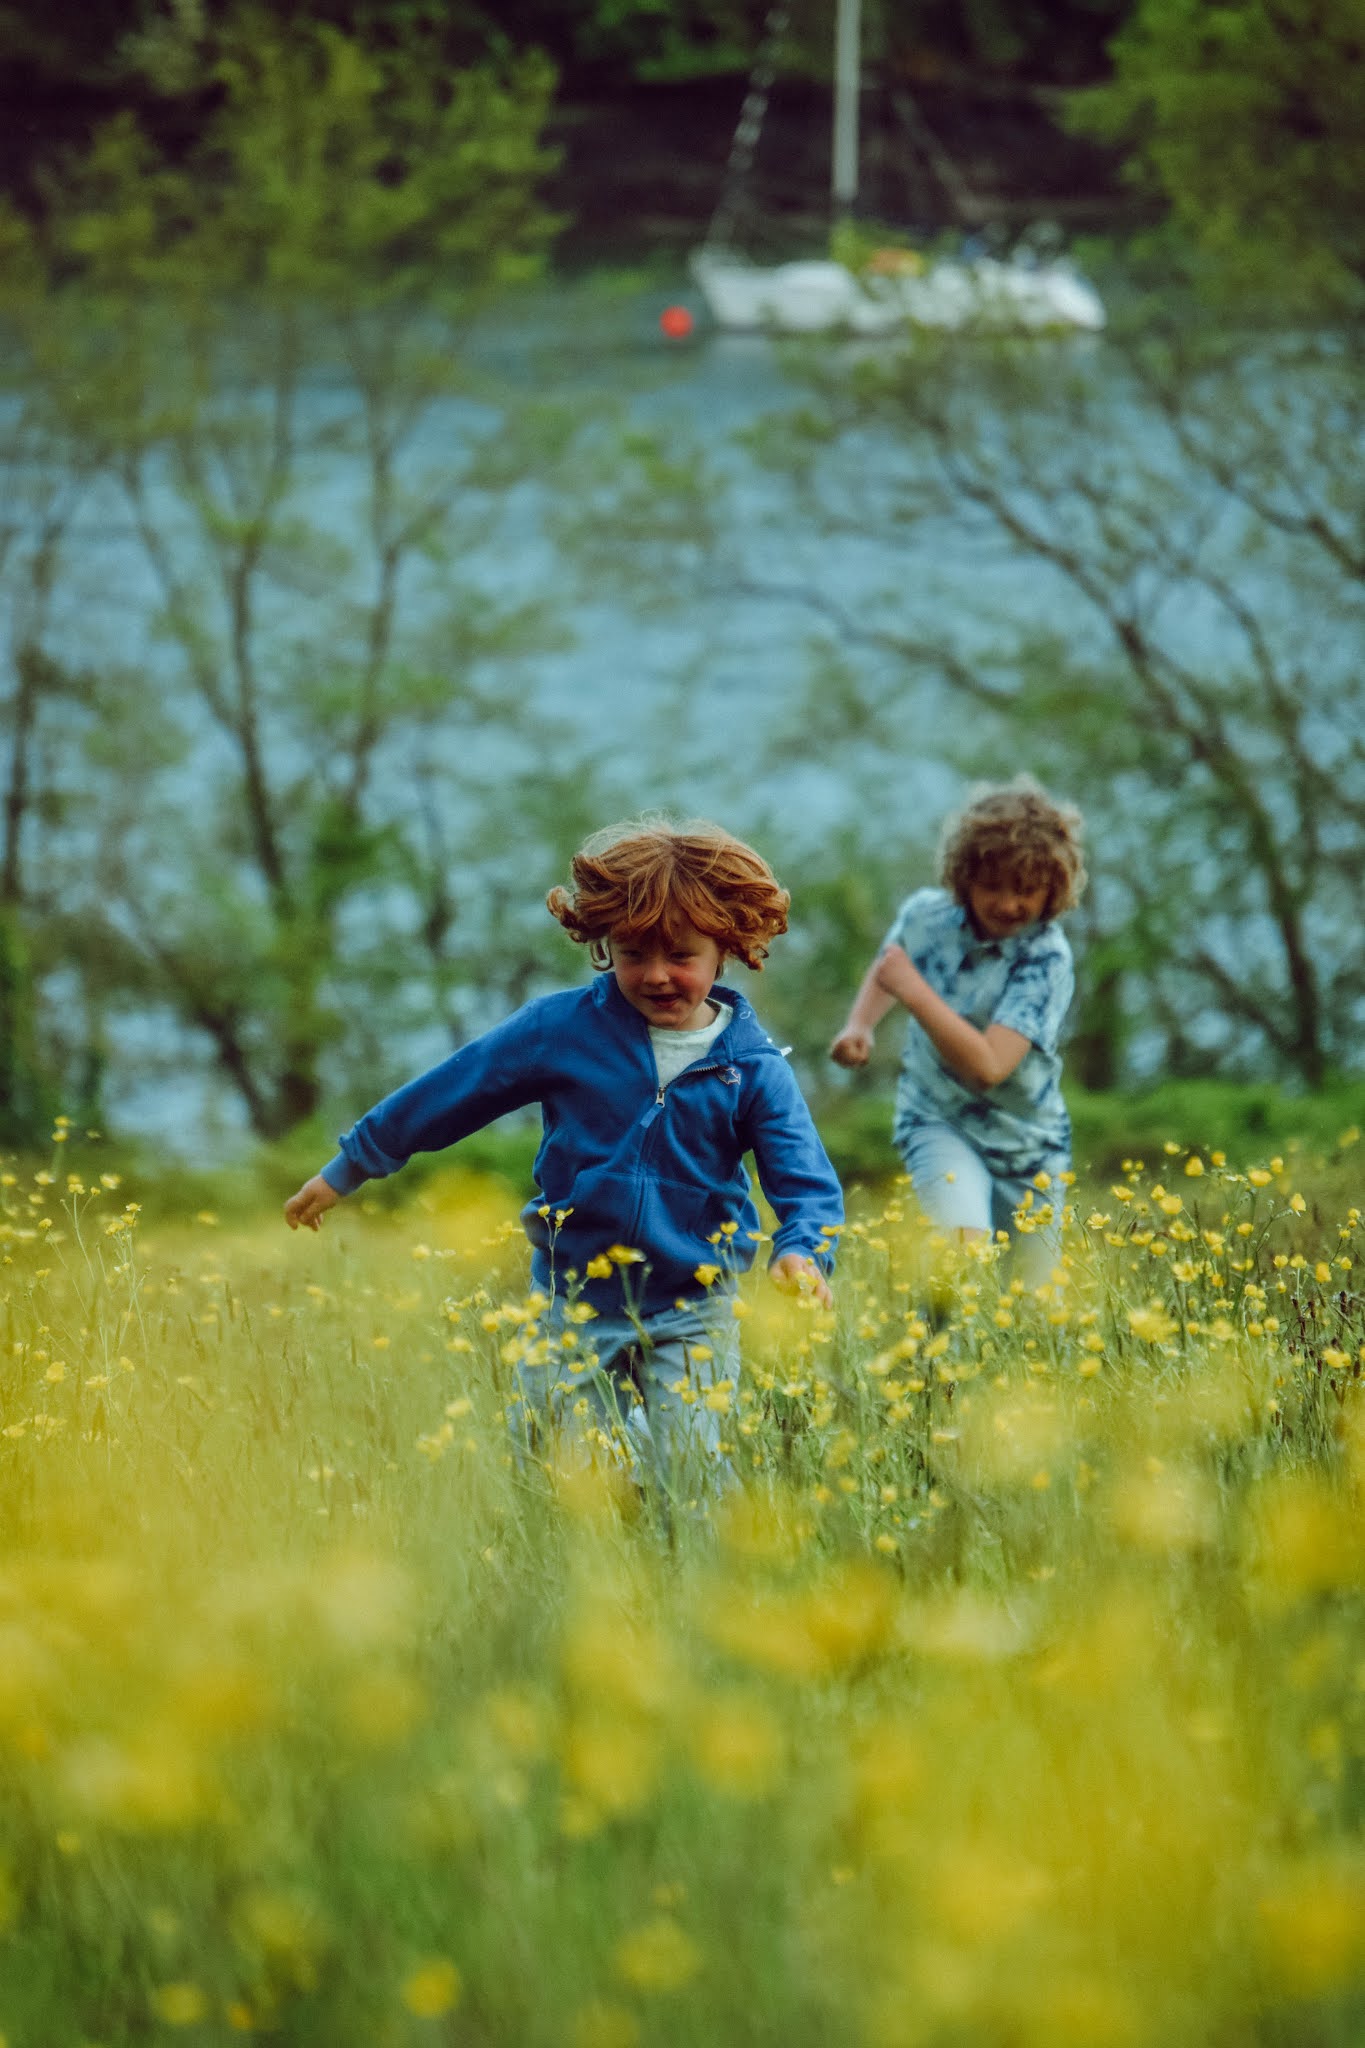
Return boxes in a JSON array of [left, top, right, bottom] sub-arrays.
[[830, 955, 899, 1067], [284, 1175, 341, 1232], [875, 945, 1030, 1090]]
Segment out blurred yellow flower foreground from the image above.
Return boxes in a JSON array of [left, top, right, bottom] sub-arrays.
[[1, 1139, 1363, 2045]]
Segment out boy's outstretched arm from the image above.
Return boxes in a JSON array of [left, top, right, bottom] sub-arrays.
[[284, 1174, 341, 1231], [740, 1059, 843, 1309], [830, 954, 899, 1067], [283, 1008, 548, 1238], [875, 945, 1029, 1090]]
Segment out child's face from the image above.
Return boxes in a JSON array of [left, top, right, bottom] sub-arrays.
[[966, 868, 1050, 940], [610, 919, 723, 1031]]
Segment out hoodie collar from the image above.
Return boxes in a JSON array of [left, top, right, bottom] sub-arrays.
[[592, 972, 775, 1055]]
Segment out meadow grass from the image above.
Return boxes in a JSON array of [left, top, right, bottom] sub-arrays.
[[1, 1125, 1363, 2046]]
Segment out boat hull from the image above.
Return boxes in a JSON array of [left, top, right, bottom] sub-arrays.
[[689, 253, 1105, 335]]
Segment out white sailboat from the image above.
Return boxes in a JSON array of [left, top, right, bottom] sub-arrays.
[[690, 0, 1105, 337]]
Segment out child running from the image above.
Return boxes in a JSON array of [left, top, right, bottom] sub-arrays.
[[830, 778, 1085, 1281], [285, 817, 843, 1497]]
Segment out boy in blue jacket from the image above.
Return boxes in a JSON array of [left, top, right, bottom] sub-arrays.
[[285, 817, 842, 1494]]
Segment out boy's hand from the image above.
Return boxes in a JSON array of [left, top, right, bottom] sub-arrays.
[[284, 1175, 341, 1232], [829, 1026, 873, 1068], [769, 1253, 833, 1309]]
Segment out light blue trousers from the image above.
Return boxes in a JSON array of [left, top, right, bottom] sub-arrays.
[[509, 1301, 742, 1501], [897, 1119, 1066, 1287]]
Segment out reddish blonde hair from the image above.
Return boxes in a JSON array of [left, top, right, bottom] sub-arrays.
[[546, 816, 790, 971], [938, 776, 1086, 920]]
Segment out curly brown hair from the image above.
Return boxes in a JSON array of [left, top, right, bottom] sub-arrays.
[[938, 776, 1086, 920], [546, 816, 790, 971]]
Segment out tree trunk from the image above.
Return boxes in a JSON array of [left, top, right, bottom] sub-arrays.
[[1066, 964, 1125, 1093], [0, 908, 52, 1144]]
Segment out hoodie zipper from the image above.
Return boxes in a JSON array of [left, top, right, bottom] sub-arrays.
[[627, 1057, 747, 1252], [639, 1057, 741, 1129]]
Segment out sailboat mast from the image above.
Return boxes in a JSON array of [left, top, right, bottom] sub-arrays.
[[831, 0, 862, 214]]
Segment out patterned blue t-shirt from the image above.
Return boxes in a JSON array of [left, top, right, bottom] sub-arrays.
[[883, 888, 1074, 1177]]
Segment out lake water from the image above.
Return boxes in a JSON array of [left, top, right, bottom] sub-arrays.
[[15, 279, 1353, 1148]]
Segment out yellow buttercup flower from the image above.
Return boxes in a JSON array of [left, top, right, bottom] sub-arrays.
[[1259, 1861, 1365, 1995], [151, 1985, 207, 2028], [691, 1693, 785, 1797], [400, 1959, 462, 2018], [1128, 1306, 1178, 1345], [614, 1917, 700, 1993]]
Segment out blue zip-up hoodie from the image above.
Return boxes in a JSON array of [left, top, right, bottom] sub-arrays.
[[321, 974, 843, 1317]]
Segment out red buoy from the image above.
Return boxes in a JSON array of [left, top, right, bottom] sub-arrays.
[[659, 304, 695, 339]]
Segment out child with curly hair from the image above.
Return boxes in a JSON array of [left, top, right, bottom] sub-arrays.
[[286, 816, 842, 1497], [831, 778, 1085, 1281]]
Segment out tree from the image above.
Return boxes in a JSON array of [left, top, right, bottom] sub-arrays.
[[556, 308, 1365, 1094], [0, 10, 597, 1141], [1067, 0, 1365, 310], [0, 212, 114, 1141], [549, 0, 1365, 1099]]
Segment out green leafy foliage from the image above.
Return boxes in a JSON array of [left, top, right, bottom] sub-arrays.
[[1068, 0, 1365, 309], [565, 304, 1365, 1100], [0, 8, 584, 1141]]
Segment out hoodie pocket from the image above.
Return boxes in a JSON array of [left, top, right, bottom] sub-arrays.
[[665, 1181, 725, 1247], [648, 1181, 755, 1281], [552, 1169, 644, 1261], [521, 1197, 559, 1252]]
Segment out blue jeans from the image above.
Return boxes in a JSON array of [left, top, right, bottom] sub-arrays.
[[510, 1300, 742, 1502], [897, 1119, 1066, 1287]]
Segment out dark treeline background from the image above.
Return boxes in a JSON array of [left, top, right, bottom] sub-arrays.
[[1, 0, 1362, 1170], [0, 0, 1133, 257]]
